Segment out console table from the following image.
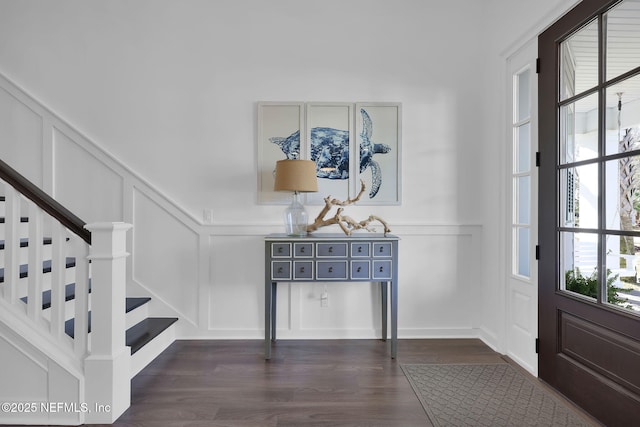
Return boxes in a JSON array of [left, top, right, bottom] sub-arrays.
[[264, 233, 399, 359]]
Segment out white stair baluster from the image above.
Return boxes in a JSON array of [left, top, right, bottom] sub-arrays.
[[3, 186, 21, 306], [27, 202, 43, 321], [73, 237, 90, 358], [49, 219, 67, 340]]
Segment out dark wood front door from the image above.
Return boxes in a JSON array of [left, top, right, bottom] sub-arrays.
[[538, 0, 640, 424]]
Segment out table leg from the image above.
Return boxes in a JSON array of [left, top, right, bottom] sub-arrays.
[[265, 281, 272, 359], [381, 282, 388, 341], [391, 280, 397, 359], [271, 282, 277, 342]]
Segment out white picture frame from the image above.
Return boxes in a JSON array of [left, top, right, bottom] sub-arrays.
[[257, 102, 305, 204], [355, 102, 402, 205], [305, 102, 354, 205], [258, 101, 402, 205]]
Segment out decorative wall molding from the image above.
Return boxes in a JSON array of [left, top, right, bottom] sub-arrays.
[[202, 223, 481, 237], [1, 71, 488, 344]]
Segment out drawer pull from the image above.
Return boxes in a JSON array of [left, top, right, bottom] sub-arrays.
[[277, 267, 283, 273], [379, 246, 384, 253], [357, 266, 362, 273], [328, 246, 333, 253], [328, 267, 333, 273], [300, 267, 305, 273], [358, 246, 362, 253], [300, 247, 305, 253], [379, 266, 384, 272], [278, 247, 283, 253]]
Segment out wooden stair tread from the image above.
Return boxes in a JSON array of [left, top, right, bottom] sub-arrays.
[[65, 315, 177, 356], [20, 285, 146, 312], [64, 297, 151, 337], [126, 317, 178, 355], [126, 297, 151, 312]]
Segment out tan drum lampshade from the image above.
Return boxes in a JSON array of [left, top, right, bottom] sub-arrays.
[[273, 159, 317, 236], [274, 160, 318, 193]]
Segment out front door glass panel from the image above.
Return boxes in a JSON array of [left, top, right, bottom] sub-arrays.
[[557, 0, 640, 312]]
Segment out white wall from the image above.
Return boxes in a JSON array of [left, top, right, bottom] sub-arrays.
[[0, 0, 489, 225], [0, 0, 573, 347]]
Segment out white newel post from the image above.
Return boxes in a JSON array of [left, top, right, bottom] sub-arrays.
[[83, 222, 132, 424]]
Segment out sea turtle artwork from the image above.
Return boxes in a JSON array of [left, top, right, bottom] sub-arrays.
[[269, 108, 391, 198], [358, 109, 392, 198]]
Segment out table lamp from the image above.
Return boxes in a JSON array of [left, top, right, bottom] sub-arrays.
[[274, 159, 318, 236]]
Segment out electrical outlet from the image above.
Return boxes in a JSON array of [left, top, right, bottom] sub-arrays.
[[321, 292, 329, 307], [203, 209, 214, 224]]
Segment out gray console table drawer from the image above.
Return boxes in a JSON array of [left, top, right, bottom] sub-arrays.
[[373, 242, 392, 257], [294, 243, 313, 257], [351, 242, 371, 257], [373, 260, 392, 279], [293, 261, 313, 279], [316, 261, 348, 279], [317, 243, 347, 257], [272, 243, 291, 257], [351, 260, 370, 279], [271, 261, 291, 280]]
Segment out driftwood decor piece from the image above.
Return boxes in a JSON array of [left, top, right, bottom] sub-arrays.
[[307, 180, 391, 236]]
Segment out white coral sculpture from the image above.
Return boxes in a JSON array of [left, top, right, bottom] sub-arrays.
[[307, 180, 391, 236]]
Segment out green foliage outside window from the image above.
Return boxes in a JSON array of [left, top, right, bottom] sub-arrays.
[[565, 268, 631, 307]]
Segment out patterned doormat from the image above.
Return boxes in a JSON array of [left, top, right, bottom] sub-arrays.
[[401, 364, 592, 427]]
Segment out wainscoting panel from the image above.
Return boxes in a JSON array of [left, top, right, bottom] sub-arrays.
[[53, 126, 123, 222], [208, 235, 266, 334], [132, 187, 200, 325], [0, 85, 43, 186], [202, 226, 482, 340], [397, 232, 480, 337], [296, 280, 381, 337]]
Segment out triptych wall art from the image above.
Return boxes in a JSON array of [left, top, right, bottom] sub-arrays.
[[258, 102, 401, 205]]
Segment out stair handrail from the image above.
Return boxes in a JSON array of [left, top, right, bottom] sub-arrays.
[[0, 158, 91, 244]]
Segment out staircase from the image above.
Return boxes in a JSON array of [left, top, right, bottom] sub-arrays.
[[0, 160, 178, 425]]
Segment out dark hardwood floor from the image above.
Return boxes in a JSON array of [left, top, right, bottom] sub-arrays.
[[100, 339, 598, 427]]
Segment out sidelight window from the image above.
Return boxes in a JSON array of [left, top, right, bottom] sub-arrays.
[[513, 68, 533, 278]]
